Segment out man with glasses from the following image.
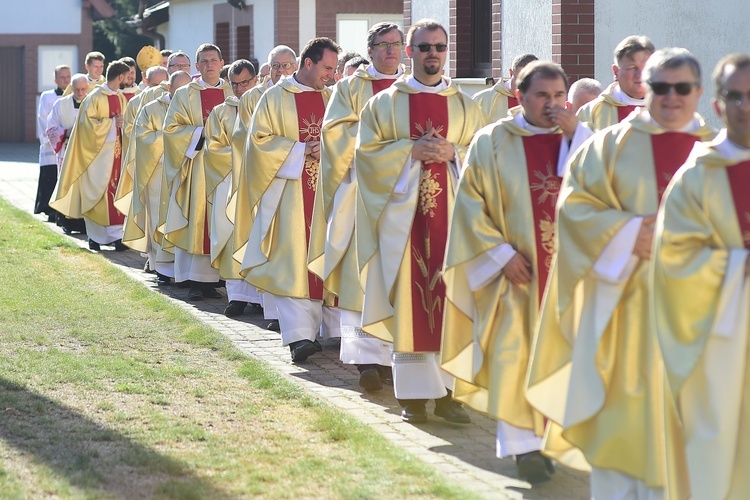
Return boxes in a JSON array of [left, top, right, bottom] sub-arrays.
[[527, 48, 715, 499], [231, 46, 298, 328], [241, 38, 342, 362], [652, 53, 750, 500], [578, 35, 655, 130], [308, 22, 404, 393], [355, 19, 485, 423], [473, 53, 537, 122], [162, 43, 232, 300], [202, 59, 262, 318]]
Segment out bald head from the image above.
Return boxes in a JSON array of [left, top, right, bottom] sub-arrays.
[[145, 66, 168, 87], [168, 71, 192, 97]]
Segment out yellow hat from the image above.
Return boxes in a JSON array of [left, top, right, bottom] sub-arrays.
[[136, 45, 162, 73]]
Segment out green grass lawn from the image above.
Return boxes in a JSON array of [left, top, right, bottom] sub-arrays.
[[0, 198, 476, 499]]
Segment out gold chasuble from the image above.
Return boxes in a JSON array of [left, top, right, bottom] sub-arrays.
[[121, 95, 170, 251], [51, 85, 127, 227], [355, 77, 485, 353], [472, 81, 519, 123], [577, 82, 640, 131], [653, 140, 750, 500], [240, 78, 331, 301], [441, 117, 561, 435], [226, 85, 265, 279], [308, 67, 398, 312], [203, 96, 238, 274], [162, 80, 232, 255], [113, 91, 147, 217], [526, 110, 716, 484]]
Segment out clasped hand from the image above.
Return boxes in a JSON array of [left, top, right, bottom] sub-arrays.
[[305, 140, 321, 160], [412, 128, 455, 163]]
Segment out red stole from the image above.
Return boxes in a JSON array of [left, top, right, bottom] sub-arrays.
[[199, 87, 226, 254], [507, 96, 519, 109], [106, 94, 125, 225], [408, 92, 450, 352], [371, 78, 396, 95], [123, 92, 136, 102], [617, 105, 638, 122], [726, 160, 750, 249], [521, 134, 563, 304], [651, 132, 699, 201], [294, 91, 326, 300]]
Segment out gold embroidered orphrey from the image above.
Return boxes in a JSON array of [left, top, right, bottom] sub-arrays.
[[530, 161, 561, 270], [411, 118, 445, 140], [300, 113, 323, 191], [413, 228, 442, 334], [418, 169, 443, 217]]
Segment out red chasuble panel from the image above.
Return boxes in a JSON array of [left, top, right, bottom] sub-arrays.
[[507, 96, 519, 109], [123, 92, 135, 102], [294, 91, 327, 300], [408, 93, 450, 352], [200, 88, 226, 124], [371, 78, 396, 95], [106, 94, 125, 225], [651, 132, 699, 201], [726, 160, 750, 249], [617, 105, 638, 122], [521, 134, 563, 304]]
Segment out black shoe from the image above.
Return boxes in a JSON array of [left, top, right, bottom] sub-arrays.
[[400, 402, 428, 424], [377, 365, 393, 385], [155, 272, 171, 285], [62, 226, 72, 235], [47, 214, 56, 223], [176, 280, 191, 289], [516, 451, 553, 484], [187, 286, 203, 300], [434, 399, 471, 424], [266, 320, 280, 332], [224, 300, 247, 317], [202, 286, 222, 299], [113, 239, 128, 252], [312, 339, 323, 352], [358, 368, 384, 392], [88, 239, 100, 251], [289, 339, 318, 363], [143, 261, 156, 274]]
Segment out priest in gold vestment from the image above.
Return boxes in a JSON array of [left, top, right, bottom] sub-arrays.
[[240, 38, 341, 362], [526, 49, 716, 498], [51, 61, 130, 251], [230, 47, 296, 328], [355, 20, 485, 424], [442, 61, 583, 484], [202, 59, 260, 317], [307, 22, 405, 392], [653, 53, 750, 500], [472, 53, 537, 123], [162, 44, 232, 300], [62, 51, 105, 97]]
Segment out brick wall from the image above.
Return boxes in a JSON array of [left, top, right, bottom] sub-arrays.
[[275, 0, 299, 52], [552, 0, 594, 82]]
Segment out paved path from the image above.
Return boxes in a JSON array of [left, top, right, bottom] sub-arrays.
[[0, 143, 589, 499]]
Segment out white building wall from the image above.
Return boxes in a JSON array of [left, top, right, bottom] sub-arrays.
[[596, 0, 750, 127], [1, 0, 80, 34], [160, 0, 276, 66], [410, 0, 451, 74], [501, 0, 552, 76]]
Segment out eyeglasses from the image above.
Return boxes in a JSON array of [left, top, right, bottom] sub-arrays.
[[721, 89, 750, 107], [271, 62, 294, 70], [647, 81, 700, 96], [231, 78, 255, 88], [371, 42, 404, 51], [168, 63, 191, 70], [413, 43, 448, 53]]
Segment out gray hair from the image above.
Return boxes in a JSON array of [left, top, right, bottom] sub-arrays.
[[145, 65, 168, 81], [568, 77, 602, 102], [70, 73, 88, 86], [642, 47, 702, 85], [267, 45, 297, 64]]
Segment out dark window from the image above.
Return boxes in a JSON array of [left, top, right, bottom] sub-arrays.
[[471, 0, 492, 77], [215, 22, 231, 61], [236, 25, 252, 61]]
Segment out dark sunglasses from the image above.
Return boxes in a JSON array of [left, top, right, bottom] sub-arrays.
[[647, 81, 700, 96], [413, 43, 448, 53]]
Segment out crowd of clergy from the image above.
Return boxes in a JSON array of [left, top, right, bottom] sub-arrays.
[[33, 18, 749, 499]]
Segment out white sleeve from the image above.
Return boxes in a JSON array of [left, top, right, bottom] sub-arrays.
[[394, 154, 415, 194], [276, 141, 307, 179], [592, 216, 643, 282], [185, 126, 205, 160], [464, 243, 518, 291], [557, 122, 594, 176]]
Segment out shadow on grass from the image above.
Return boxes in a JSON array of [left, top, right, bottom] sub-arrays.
[[0, 377, 230, 498]]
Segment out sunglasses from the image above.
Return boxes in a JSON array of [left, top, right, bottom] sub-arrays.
[[371, 42, 404, 51], [413, 43, 448, 53], [721, 89, 750, 107], [647, 81, 700, 96]]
